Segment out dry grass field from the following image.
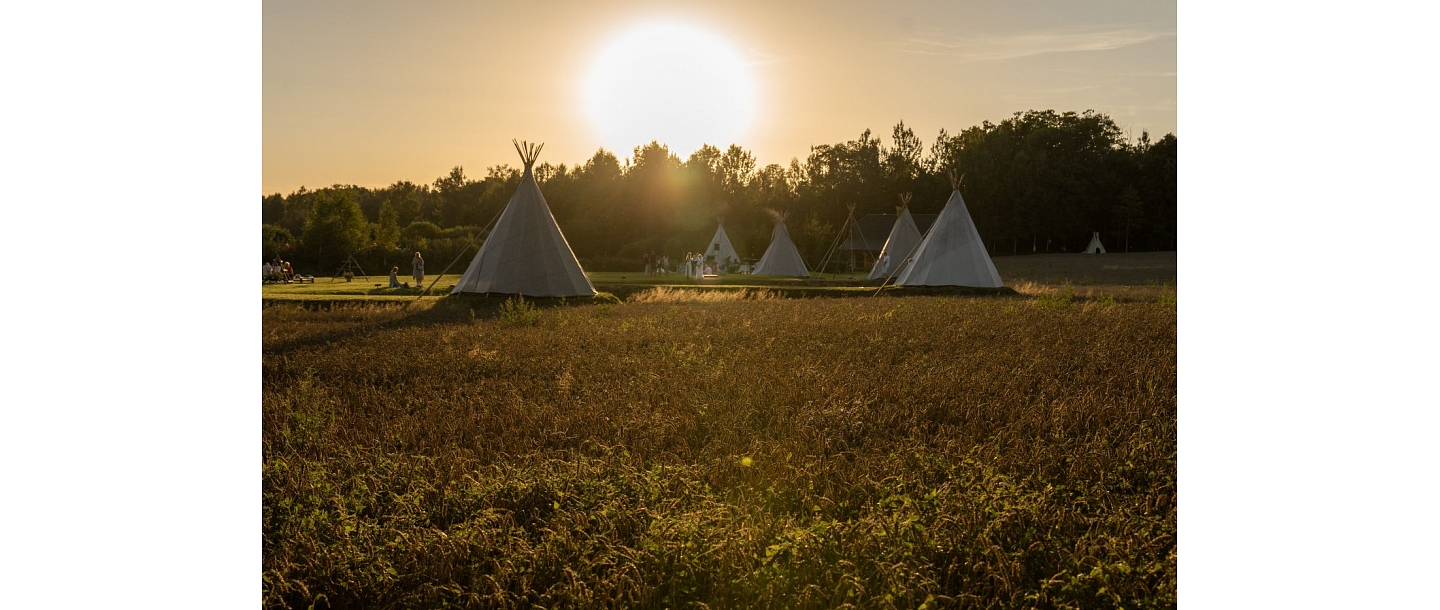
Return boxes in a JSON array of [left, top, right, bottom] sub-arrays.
[[262, 253, 1177, 609]]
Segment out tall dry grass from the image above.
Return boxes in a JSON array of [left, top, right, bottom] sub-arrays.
[[263, 295, 1176, 609], [628, 286, 780, 303]]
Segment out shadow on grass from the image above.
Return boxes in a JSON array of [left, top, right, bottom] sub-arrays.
[[262, 292, 622, 357], [872, 285, 1021, 298], [597, 282, 1019, 301]]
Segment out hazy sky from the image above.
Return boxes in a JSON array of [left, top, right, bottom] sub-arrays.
[[263, 0, 1175, 195]]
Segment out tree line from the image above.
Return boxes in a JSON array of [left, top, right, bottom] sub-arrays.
[[262, 109, 1176, 275]]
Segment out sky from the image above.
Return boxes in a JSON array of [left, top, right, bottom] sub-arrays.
[[263, 0, 1176, 195]]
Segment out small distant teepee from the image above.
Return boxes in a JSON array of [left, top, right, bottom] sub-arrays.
[[868, 193, 923, 280], [895, 169, 1003, 288], [750, 211, 810, 277], [1082, 232, 1107, 254], [451, 140, 597, 297], [704, 219, 741, 267]]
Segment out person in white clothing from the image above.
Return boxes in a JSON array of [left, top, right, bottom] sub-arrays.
[[412, 252, 425, 286]]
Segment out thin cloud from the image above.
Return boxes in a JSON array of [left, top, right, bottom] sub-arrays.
[[1052, 67, 1178, 78], [893, 27, 1175, 61], [743, 47, 798, 67]]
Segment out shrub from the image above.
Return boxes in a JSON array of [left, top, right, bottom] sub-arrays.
[[497, 295, 542, 327], [1157, 286, 1177, 307], [1034, 283, 1077, 310]]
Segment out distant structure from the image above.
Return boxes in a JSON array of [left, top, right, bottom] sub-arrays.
[[703, 220, 741, 269], [1082, 232, 1107, 254], [451, 140, 597, 297], [868, 193, 924, 280], [895, 169, 1004, 288], [750, 211, 810, 277]]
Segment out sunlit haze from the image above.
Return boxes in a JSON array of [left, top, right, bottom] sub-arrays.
[[585, 22, 756, 157], [263, 0, 1176, 194]]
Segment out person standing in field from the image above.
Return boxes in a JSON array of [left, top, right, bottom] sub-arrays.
[[412, 252, 425, 287]]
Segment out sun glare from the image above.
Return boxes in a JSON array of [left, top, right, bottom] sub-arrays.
[[584, 22, 756, 158]]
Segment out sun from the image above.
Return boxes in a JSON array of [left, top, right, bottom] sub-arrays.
[[584, 22, 757, 158]]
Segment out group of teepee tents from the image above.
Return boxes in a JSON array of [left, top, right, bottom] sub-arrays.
[[449, 140, 1009, 298], [892, 170, 1003, 288]]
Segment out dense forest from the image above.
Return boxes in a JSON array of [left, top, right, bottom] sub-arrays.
[[262, 110, 1176, 275]]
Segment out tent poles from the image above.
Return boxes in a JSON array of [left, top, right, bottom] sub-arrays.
[[410, 205, 506, 304], [815, 203, 858, 278]]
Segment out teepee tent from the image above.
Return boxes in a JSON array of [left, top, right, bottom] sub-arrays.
[[1082, 232, 1107, 254], [895, 170, 1003, 288], [704, 220, 742, 268], [750, 212, 810, 277], [451, 140, 597, 297], [868, 193, 924, 280]]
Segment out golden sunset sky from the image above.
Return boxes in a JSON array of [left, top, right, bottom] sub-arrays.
[[263, 0, 1176, 194]]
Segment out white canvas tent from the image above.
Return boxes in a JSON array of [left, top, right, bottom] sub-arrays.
[[868, 193, 923, 280], [1082, 232, 1107, 254], [749, 212, 810, 277], [451, 141, 597, 297], [704, 221, 741, 268], [895, 170, 1003, 288]]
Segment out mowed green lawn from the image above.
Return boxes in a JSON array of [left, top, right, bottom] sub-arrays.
[[262, 252, 1176, 609], [260, 251, 1177, 303]]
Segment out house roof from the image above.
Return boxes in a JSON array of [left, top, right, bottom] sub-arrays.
[[841, 213, 938, 251]]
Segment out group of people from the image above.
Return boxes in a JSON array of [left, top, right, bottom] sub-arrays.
[[640, 252, 754, 280], [642, 252, 671, 275], [263, 259, 295, 282], [389, 252, 425, 288], [680, 252, 727, 279], [264, 253, 425, 288]]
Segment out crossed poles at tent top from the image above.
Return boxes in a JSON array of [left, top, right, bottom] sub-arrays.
[[815, 191, 920, 279]]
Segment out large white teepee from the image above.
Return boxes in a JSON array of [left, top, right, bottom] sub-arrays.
[[895, 170, 1003, 288], [750, 212, 810, 277], [704, 220, 741, 267], [1082, 232, 1107, 254], [451, 141, 597, 297], [868, 193, 924, 280]]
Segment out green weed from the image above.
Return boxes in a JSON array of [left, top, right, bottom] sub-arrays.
[[497, 295, 542, 327]]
